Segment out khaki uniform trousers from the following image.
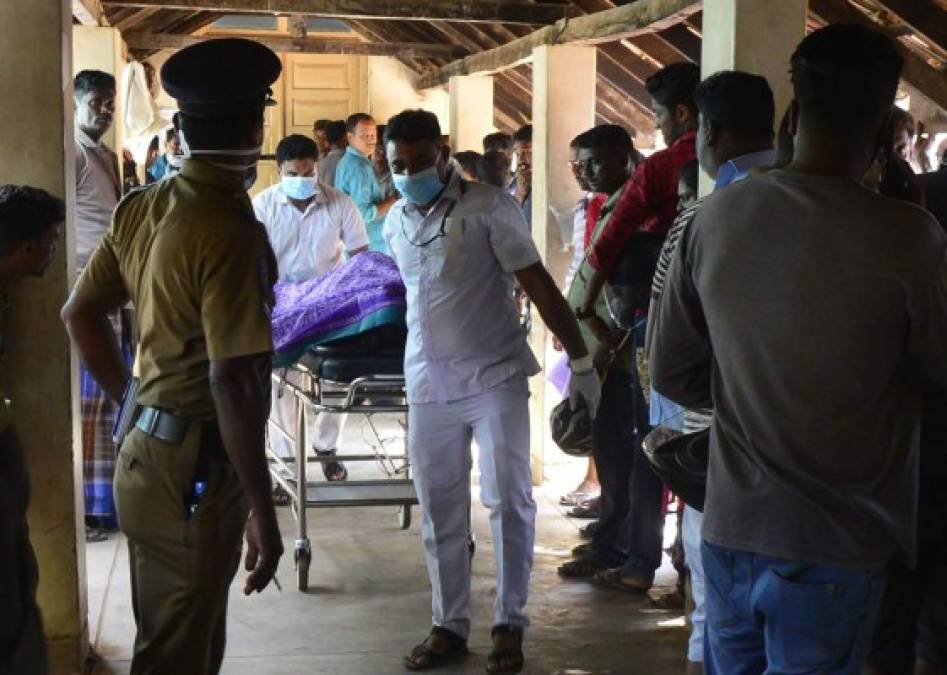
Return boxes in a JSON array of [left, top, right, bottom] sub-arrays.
[[0, 520, 47, 675], [115, 422, 247, 675]]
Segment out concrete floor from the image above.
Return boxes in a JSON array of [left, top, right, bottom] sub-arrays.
[[85, 414, 688, 675]]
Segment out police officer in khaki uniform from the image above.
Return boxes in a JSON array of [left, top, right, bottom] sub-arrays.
[[62, 39, 284, 675]]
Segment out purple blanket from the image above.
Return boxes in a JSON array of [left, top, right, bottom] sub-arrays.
[[272, 251, 406, 354]]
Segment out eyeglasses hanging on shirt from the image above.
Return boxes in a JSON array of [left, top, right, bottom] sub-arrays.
[[399, 177, 468, 248]]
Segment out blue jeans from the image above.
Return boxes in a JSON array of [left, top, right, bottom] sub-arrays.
[[703, 541, 886, 675]]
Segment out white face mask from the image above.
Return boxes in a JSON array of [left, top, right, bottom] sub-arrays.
[[280, 175, 319, 201], [178, 130, 262, 172]]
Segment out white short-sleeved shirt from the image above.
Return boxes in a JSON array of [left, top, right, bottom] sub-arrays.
[[252, 181, 369, 283], [383, 171, 542, 404], [74, 126, 120, 270]]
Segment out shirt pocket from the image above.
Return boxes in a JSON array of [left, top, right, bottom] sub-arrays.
[[429, 216, 467, 282]]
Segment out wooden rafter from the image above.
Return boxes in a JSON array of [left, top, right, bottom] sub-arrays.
[[101, 0, 579, 25], [415, 0, 701, 89], [123, 30, 467, 57], [113, 6, 162, 30], [871, 0, 947, 58], [810, 0, 947, 112], [658, 23, 701, 62], [74, 0, 107, 25]]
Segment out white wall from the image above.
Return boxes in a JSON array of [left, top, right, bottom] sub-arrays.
[[366, 56, 449, 129]]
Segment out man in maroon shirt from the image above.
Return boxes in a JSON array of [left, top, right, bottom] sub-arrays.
[[579, 62, 699, 318]]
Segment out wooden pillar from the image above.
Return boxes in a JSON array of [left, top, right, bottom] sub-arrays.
[[0, 1, 88, 672], [448, 74, 495, 153], [529, 44, 596, 483], [699, 0, 807, 192]]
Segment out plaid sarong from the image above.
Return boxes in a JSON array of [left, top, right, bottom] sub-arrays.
[[81, 308, 134, 521]]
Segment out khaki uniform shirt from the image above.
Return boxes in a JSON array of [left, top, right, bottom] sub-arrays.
[[75, 159, 277, 421]]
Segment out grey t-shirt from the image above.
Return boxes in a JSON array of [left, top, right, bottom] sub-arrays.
[[651, 169, 947, 570]]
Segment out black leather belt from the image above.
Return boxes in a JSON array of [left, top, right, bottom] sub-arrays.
[[135, 406, 191, 444]]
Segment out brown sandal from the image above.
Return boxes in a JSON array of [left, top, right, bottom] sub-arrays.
[[486, 624, 524, 675], [403, 626, 468, 671]]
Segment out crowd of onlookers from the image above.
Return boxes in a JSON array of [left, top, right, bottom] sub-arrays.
[[439, 22, 947, 675]]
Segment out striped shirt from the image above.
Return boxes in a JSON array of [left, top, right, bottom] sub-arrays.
[[645, 197, 713, 433]]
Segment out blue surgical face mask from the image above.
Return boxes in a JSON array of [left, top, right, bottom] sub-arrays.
[[281, 175, 319, 201], [393, 165, 445, 205]]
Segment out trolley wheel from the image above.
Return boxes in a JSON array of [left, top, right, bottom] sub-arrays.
[[399, 505, 412, 530], [295, 547, 311, 592]]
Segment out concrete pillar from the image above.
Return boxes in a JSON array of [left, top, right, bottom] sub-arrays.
[[700, 0, 808, 192], [529, 44, 597, 482], [73, 25, 126, 159], [0, 2, 88, 673], [448, 75, 495, 153]]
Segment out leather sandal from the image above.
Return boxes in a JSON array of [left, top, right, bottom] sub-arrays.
[[403, 626, 468, 671], [592, 567, 653, 594], [557, 555, 613, 579], [315, 449, 348, 482], [486, 624, 524, 675]]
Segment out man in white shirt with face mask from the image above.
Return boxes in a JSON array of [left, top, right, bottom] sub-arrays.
[[384, 110, 601, 675], [253, 133, 369, 482]]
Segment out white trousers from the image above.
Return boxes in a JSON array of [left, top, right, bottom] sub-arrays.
[[409, 376, 535, 639], [683, 505, 706, 663], [270, 371, 345, 461]]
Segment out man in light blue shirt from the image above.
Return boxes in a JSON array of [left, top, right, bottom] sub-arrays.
[[334, 113, 398, 253]]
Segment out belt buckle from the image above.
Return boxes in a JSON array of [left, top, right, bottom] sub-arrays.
[[143, 408, 160, 435]]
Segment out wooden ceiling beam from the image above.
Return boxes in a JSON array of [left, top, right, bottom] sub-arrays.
[[810, 0, 947, 112], [599, 42, 659, 83], [628, 32, 693, 66], [344, 19, 429, 74], [113, 6, 161, 30], [872, 0, 947, 57], [101, 0, 578, 25], [123, 30, 466, 57], [658, 23, 701, 62], [415, 0, 701, 89], [74, 0, 108, 25]]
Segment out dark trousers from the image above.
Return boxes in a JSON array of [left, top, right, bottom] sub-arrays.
[[592, 351, 665, 578], [867, 441, 947, 669]]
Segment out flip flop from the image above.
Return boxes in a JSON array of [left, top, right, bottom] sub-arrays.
[[85, 526, 108, 543], [579, 521, 600, 540], [559, 490, 599, 507], [592, 567, 653, 594], [486, 625, 524, 675], [403, 626, 468, 671], [572, 543, 596, 558], [315, 449, 348, 482], [272, 484, 292, 507], [567, 503, 601, 519], [557, 555, 613, 579]]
